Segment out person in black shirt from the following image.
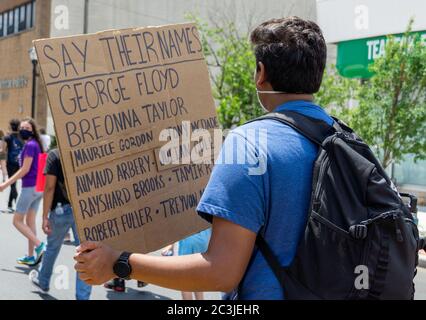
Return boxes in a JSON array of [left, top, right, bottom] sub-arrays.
[[3, 119, 23, 212], [29, 149, 92, 300]]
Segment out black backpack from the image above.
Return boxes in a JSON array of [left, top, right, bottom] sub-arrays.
[[251, 110, 423, 300], [7, 134, 23, 166]]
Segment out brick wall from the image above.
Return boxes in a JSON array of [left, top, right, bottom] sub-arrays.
[[0, 0, 51, 131]]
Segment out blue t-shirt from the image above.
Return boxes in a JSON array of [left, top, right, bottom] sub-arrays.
[[197, 100, 334, 300]]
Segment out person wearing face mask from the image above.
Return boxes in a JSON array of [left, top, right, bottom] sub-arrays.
[[0, 118, 45, 266]]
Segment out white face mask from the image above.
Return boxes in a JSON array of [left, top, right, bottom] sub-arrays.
[[256, 89, 287, 113], [256, 90, 287, 94]]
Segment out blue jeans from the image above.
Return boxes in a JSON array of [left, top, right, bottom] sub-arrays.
[[37, 204, 92, 300]]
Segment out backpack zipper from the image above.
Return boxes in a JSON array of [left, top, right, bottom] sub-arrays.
[[360, 210, 405, 242], [359, 210, 399, 225]]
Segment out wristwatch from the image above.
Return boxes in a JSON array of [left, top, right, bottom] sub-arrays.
[[113, 252, 133, 280]]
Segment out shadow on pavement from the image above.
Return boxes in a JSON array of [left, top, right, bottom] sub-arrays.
[[1, 266, 34, 275], [62, 241, 76, 247], [31, 291, 58, 300], [106, 287, 172, 300]]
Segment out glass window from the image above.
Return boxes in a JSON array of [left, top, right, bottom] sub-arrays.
[[14, 7, 19, 33], [3, 12, 6, 36], [32, 1, 36, 27], [26, 2, 32, 29], [0, 1, 35, 35], [19, 5, 26, 31], [7, 10, 14, 35], [0, 14, 3, 37]]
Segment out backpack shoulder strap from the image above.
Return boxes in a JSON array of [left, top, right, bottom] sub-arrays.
[[248, 110, 336, 298], [247, 110, 336, 145], [256, 235, 288, 290]]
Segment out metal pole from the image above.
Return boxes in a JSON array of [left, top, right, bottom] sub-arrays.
[[83, 0, 89, 34], [31, 60, 37, 119]]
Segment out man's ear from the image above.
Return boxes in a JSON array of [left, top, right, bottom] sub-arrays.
[[256, 62, 267, 88]]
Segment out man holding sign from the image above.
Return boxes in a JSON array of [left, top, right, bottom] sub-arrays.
[[70, 17, 330, 300], [36, 17, 329, 299]]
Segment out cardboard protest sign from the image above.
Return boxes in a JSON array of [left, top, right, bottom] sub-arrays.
[[34, 23, 219, 253]]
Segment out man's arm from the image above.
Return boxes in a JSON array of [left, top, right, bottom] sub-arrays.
[[74, 216, 256, 292], [42, 174, 57, 235]]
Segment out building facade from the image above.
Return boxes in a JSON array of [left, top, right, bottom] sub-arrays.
[[2, 0, 422, 202], [316, 0, 426, 203], [0, 0, 316, 133], [0, 0, 51, 130]]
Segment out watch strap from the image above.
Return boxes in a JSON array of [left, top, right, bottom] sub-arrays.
[[118, 251, 132, 263]]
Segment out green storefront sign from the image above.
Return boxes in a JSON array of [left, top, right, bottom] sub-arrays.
[[337, 30, 426, 79]]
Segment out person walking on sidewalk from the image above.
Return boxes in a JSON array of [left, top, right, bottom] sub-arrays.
[[0, 130, 8, 183], [30, 148, 92, 299], [3, 119, 24, 213], [0, 118, 45, 266]]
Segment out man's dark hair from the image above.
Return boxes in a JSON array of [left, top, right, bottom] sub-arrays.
[[9, 119, 20, 132], [250, 16, 327, 94]]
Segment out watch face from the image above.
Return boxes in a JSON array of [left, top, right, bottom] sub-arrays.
[[113, 261, 131, 279]]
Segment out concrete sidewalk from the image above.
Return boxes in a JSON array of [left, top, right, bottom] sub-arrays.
[[0, 181, 221, 300]]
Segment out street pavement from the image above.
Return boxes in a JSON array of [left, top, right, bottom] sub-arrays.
[[0, 181, 221, 300], [1, 182, 426, 300]]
